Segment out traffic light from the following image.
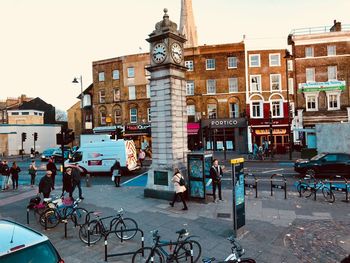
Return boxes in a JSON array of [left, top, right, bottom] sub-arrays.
[[64, 129, 75, 144], [33, 132, 38, 141], [116, 128, 123, 140], [56, 133, 63, 145], [21, 132, 27, 142]]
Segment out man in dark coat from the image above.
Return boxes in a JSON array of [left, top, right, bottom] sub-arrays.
[[210, 159, 223, 202], [38, 170, 54, 198], [1, 160, 10, 191], [61, 168, 73, 200], [71, 164, 84, 200], [46, 159, 57, 189]]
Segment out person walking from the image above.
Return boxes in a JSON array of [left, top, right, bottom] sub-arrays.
[[1, 160, 10, 191], [38, 170, 54, 198], [169, 168, 188, 211], [210, 159, 223, 202], [61, 168, 73, 200], [138, 149, 146, 167], [46, 159, 57, 189], [10, 162, 21, 190], [253, 142, 259, 160], [28, 160, 37, 187], [71, 164, 84, 200], [111, 160, 121, 187]]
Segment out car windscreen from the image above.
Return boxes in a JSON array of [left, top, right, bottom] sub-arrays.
[[1, 240, 60, 263], [310, 153, 326, 161]]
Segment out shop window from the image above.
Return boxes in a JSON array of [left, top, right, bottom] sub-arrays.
[[207, 104, 217, 119]]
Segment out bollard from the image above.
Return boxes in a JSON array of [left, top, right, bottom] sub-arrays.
[[104, 237, 108, 262], [284, 178, 287, 200], [120, 226, 124, 243], [27, 208, 30, 225], [314, 180, 317, 201], [64, 220, 67, 238], [88, 225, 91, 247], [190, 241, 194, 263], [86, 173, 92, 187], [298, 179, 302, 198], [141, 234, 145, 257]]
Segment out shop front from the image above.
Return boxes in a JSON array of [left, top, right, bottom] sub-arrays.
[[251, 126, 290, 154], [124, 123, 152, 151], [201, 118, 248, 153]]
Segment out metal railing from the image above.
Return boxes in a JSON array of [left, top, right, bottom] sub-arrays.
[[290, 24, 350, 36]]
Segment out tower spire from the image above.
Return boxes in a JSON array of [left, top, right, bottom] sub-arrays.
[[179, 0, 198, 48]]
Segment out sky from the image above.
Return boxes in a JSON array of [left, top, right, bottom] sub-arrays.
[[0, 0, 349, 111]]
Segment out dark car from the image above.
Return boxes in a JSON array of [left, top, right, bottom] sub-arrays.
[[52, 148, 71, 163], [294, 153, 350, 178], [0, 219, 64, 263]]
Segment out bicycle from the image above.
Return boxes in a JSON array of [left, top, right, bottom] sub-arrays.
[[78, 208, 138, 244], [39, 198, 88, 229], [132, 228, 202, 263], [202, 236, 256, 263], [297, 175, 335, 203]]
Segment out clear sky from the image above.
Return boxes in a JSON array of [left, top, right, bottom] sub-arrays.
[[0, 0, 349, 111]]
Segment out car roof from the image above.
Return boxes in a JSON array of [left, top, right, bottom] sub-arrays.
[[0, 219, 48, 257]]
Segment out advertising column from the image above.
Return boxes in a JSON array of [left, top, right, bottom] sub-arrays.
[[231, 158, 245, 237]]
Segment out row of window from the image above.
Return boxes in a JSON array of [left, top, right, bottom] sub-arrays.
[[250, 100, 284, 118], [99, 108, 151, 125], [305, 45, 336, 58], [9, 111, 43, 116], [248, 53, 281, 68], [305, 92, 340, 111], [305, 66, 337, 82], [98, 67, 151, 82], [98, 85, 151, 103], [187, 103, 240, 119]]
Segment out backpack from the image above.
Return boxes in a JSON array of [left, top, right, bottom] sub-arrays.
[[177, 174, 186, 186]]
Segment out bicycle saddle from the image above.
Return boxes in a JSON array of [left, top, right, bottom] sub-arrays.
[[176, 228, 188, 236]]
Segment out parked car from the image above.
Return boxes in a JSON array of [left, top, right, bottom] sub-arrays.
[[0, 219, 64, 263], [41, 148, 59, 161], [294, 153, 350, 178], [52, 148, 71, 163]]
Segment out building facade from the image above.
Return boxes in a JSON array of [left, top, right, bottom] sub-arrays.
[[288, 20, 350, 148], [246, 49, 294, 154], [7, 110, 44, 124]]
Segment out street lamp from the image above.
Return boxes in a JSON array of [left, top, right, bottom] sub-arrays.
[[284, 50, 293, 160], [72, 75, 83, 133]]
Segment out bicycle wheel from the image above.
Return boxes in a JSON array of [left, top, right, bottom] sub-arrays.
[[71, 208, 88, 226], [39, 208, 59, 229], [78, 220, 103, 244], [132, 247, 163, 263], [115, 217, 138, 240], [322, 187, 335, 203], [175, 240, 202, 263]]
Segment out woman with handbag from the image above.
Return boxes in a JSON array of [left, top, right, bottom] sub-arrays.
[[169, 168, 188, 211]]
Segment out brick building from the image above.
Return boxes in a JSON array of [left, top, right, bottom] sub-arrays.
[[246, 49, 293, 154], [91, 42, 249, 152], [288, 20, 350, 148]]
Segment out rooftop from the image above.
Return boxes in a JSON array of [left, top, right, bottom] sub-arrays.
[[290, 21, 350, 36]]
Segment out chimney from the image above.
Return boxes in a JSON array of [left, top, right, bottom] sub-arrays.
[[330, 20, 341, 32]]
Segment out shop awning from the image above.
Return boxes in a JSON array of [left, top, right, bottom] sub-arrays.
[[187, 123, 200, 135]]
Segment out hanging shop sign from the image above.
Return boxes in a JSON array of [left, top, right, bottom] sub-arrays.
[[298, 81, 346, 93]]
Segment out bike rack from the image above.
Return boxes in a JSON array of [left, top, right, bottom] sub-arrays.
[[146, 240, 194, 263], [102, 227, 144, 262], [330, 175, 349, 202], [270, 174, 287, 199], [244, 173, 258, 198]]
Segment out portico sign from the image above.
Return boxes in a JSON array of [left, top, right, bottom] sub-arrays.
[[202, 118, 247, 128]]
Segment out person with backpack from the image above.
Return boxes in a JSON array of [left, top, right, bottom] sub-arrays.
[[28, 160, 37, 187], [169, 168, 188, 211], [10, 162, 21, 190], [210, 159, 224, 202], [1, 160, 10, 191]]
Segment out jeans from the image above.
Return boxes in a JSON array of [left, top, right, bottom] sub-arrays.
[[2, 176, 8, 190], [73, 180, 83, 198]]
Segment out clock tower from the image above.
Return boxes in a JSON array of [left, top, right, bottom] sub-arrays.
[[144, 9, 188, 200]]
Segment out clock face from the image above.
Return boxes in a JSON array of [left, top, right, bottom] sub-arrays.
[[152, 43, 167, 64], [171, 42, 183, 64]]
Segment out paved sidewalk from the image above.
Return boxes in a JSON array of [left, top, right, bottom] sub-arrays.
[[1, 183, 349, 262]]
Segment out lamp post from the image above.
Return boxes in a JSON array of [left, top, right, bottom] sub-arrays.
[[284, 50, 293, 160], [72, 76, 83, 135]]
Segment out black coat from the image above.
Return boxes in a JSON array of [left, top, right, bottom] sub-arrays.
[[47, 162, 57, 175], [210, 165, 223, 182], [39, 175, 53, 194], [72, 167, 81, 183], [10, 167, 21, 178], [1, 164, 9, 176], [62, 172, 73, 192]]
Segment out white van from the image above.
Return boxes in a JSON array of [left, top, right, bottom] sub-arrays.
[[65, 139, 138, 175]]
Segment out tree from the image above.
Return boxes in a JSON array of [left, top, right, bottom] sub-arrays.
[[56, 109, 67, 121]]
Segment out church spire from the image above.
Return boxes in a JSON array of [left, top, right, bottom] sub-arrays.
[[179, 0, 198, 48]]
